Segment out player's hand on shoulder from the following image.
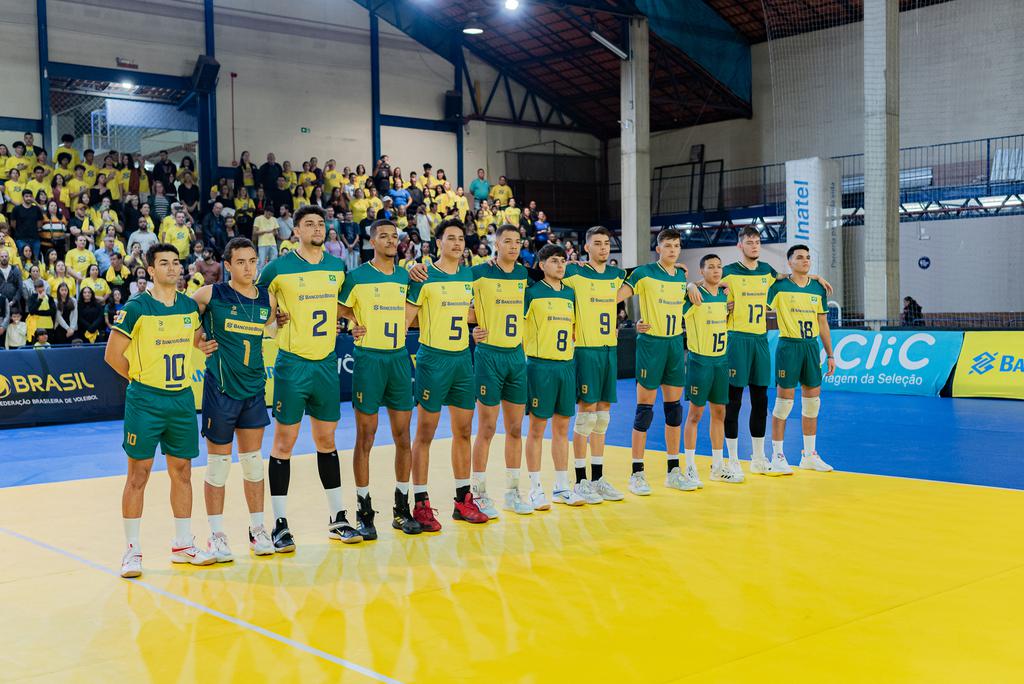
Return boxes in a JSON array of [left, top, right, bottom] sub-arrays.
[[636, 320, 651, 334], [726, 300, 735, 313], [686, 281, 704, 305], [472, 327, 488, 343], [276, 308, 290, 326], [351, 324, 367, 340], [196, 331, 218, 357], [813, 274, 834, 296], [408, 262, 429, 282]]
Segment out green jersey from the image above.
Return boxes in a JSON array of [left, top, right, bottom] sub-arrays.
[[202, 282, 272, 400]]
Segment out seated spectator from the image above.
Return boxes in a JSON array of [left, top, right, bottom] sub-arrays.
[[33, 328, 51, 348], [124, 243, 145, 272], [80, 264, 111, 304], [48, 260, 77, 296], [903, 296, 923, 326], [178, 171, 200, 216], [104, 288, 124, 332], [0, 248, 23, 314], [277, 205, 294, 242], [534, 210, 550, 247], [129, 268, 152, 296], [472, 243, 491, 266], [93, 235, 119, 272], [519, 241, 536, 268], [325, 227, 343, 259], [65, 235, 97, 278], [76, 285, 105, 342]]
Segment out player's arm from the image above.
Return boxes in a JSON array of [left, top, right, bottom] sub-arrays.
[[405, 301, 420, 330], [264, 289, 279, 333], [818, 313, 835, 376], [191, 284, 213, 314], [777, 271, 834, 296], [616, 282, 634, 303], [103, 330, 131, 380]]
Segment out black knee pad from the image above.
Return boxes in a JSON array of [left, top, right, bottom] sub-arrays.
[[724, 385, 743, 438], [664, 400, 682, 427], [633, 403, 654, 432], [749, 385, 769, 438]]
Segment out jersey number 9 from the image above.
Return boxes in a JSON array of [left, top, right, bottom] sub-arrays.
[[599, 312, 611, 335]]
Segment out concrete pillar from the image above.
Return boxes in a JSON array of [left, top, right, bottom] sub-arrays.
[[862, 0, 900, 325], [620, 16, 650, 268]]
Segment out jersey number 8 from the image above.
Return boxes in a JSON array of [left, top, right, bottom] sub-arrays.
[[556, 329, 568, 352]]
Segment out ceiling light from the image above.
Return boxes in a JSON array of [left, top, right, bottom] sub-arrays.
[[463, 12, 484, 34], [590, 30, 628, 60], [120, 80, 134, 88], [504, 0, 520, 9]]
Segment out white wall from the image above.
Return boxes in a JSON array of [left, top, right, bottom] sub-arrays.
[[0, 1, 40, 119]]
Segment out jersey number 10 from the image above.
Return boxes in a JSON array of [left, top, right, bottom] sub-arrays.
[[163, 353, 186, 386]]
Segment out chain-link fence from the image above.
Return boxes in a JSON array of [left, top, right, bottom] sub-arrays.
[[503, 141, 601, 226]]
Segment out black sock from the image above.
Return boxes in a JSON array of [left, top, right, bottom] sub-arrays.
[[667, 457, 679, 473], [269, 457, 291, 497], [632, 460, 644, 474], [395, 487, 407, 506], [455, 484, 471, 502], [575, 465, 587, 483], [317, 450, 340, 490], [591, 461, 604, 481], [414, 491, 429, 503]]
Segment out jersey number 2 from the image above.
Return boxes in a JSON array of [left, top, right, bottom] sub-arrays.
[[312, 309, 328, 337]]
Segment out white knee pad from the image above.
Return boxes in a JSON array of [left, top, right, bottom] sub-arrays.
[[802, 396, 821, 418], [772, 398, 795, 420], [573, 411, 596, 437], [204, 454, 231, 487], [593, 410, 611, 435], [239, 450, 264, 483]]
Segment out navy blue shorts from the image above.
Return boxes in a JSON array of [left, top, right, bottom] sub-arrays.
[[201, 378, 271, 445]]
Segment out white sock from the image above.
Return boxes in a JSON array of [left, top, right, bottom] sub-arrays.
[[271, 495, 287, 519], [325, 486, 343, 518], [726, 437, 740, 462], [454, 478, 470, 489], [123, 517, 141, 549], [684, 449, 696, 469], [712, 449, 724, 466], [592, 456, 604, 465], [472, 471, 487, 487], [752, 437, 766, 460], [574, 458, 586, 469], [396, 481, 410, 495], [413, 484, 428, 495], [505, 468, 520, 490], [803, 434, 816, 455], [528, 471, 542, 490], [249, 512, 264, 530], [173, 517, 191, 545], [208, 514, 224, 534], [773, 440, 785, 456], [554, 470, 570, 491], [356, 486, 370, 498]]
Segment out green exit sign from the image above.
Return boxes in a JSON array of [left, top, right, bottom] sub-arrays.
[[300, 127, 310, 134]]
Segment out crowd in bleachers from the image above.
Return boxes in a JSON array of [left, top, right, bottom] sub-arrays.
[[0, 133, 588, 349]]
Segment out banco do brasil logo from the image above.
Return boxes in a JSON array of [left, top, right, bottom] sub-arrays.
[[0, 375, 10, 399], [969, 352, 997, 375]]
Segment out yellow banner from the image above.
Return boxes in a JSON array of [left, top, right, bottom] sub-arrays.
[[952, 331, 1024, 400], [190, 336, 280, 410]]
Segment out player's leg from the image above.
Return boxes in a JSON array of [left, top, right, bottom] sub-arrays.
[[449, 405, 487, 523], [725, 335, 748, 469], [388, 407, 423, 534], [266, 353, 311, 551], [796, 346, 831, 471], [662, 336, 687, 479], [549, 363, 584, 506], [501, 399, 531, 514], [674, 400, 703, 492], [412, 350, 443, 525], [571, 399, 602, 504], [707, 361, 743, 483], [352, 408, 380, 540], [166, 455, 215, 566], [470, 346, 502, 516], [525, 412, 551, 511], [233, 427, 273, 555], [411, 406, 441, 517], [200, 379, 242, 562], [748, 334, 773, 469], [588, 400, 622, 501], [629, 384, 657, 496], [768, 340, 799, 475], [120, 456, 153, 578]]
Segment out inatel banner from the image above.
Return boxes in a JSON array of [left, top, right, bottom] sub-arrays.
[[0, 345, 128, 427], [952, 331, 1024, 400]]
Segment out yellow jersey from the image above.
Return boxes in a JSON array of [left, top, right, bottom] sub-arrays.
[[767, 278, 828, 340], [112, 290, 199, 392], [624, 261, 688, 338], [4, 180, 24, 207], [682, 286, 729, 357], [472, 262, 529, 350], [524, 280, 575, 361], [54, 146, 80, 170], [722, 261, 778, 336], [80, 276, 111, 300], [49, 275, 77, 297], [65, 248, 97, 277], [160, 223, 193, 259], [563, 262, 624, 348], [350, 198, 370, 224], [256, 250, 345, 361], [405, 263, 473, 352], [489, 184, 513, 207], [82, 163, 99, 187], [339, 262, 409, 351], [323, 169, 344, 194]]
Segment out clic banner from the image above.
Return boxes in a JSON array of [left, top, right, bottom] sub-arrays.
[[767, 329, 964, 396], [952, 331, 1024, 400]]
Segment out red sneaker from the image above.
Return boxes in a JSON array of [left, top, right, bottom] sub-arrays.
[[452, 491, 489, 524], [413, 499, 442, 532]]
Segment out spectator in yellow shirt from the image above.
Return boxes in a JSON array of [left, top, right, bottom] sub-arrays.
[[282, 160, 297, 191], [503, 197, 521, 226], [80, 263, 111, 303], [489, 175, 513, 208], [55, 134, 80, 170], [48, 260, 78, 296], [4, 168, 25, 210], [159, 210, 195, 259], [26, 166, 51, 201], [81, 149, 99, 187], [323, 159, 344, 195], [354, 163, 368, 190], [298, 161, 316, 188], [65, 235, 97, 277]]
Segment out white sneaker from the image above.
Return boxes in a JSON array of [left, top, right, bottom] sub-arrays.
[[683, 462, 704, 489], [207, 532, 234, 563], [750, 456, 770, 474], [666, 466, 699, 491], [120, 545, 142, 578], [573, 479, 603, 505], [503, 488, 534, 515], [729, 460, 747, 482], [249, 526, 274, 556], [529, 487, 551, 511], [628, 471, 651, 496], [473, 483, 500, 519], [711, 461, 744, 484], [765, 453, 794, 476], [553, 488, 585, 506], [799, 451, 834, 472], [593, 477, 625, 501], [171, 538, 216, 566]]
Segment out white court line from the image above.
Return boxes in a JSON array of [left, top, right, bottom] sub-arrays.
[[0, 526, 403, 684]]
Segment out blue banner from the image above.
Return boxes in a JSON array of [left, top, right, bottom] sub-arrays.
[[0, 345, 129, 427], [767, 330, 964, 396]]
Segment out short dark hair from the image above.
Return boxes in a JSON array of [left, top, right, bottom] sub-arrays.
[[223, 237, 257, 262], [84, 148, 94, 155], [699, 253, 721, 268], [787, 244, 810, 259], [57, 152, 71, 164], [537, 243, 567, 262], [435, 218, 465, 240], [495, 223, 519, 240], [739, 226, 761, 241], [146, 242, 180, 265], [12, 141, 24, 150], [293, 204, 326, 226], [369, 219, 396, 237], [61, 133, 74, 143], [74, 164, 85, 171], [656, 228, 681, 244], [585, 225, 613, 243]]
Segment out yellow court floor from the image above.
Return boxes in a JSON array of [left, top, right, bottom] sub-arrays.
[[2, 437, 1024, 683]]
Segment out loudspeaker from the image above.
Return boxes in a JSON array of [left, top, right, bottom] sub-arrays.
[[688, 144, 705, 164], [191, 55, 221, 94], [444, 90, 462, 120]]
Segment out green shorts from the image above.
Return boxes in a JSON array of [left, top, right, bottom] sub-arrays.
[[123, 383, 199, 460], [353, 347, 414, 413], [272, 350, 341, 425], [728, 332, 772, 388], [527, 357, 576, 419], [415, 345, 475, 413], [685, 353, 730, 407], [575, 346, 618, 405], [474, 343, 527, 406], [775, 338, 823, 389], [635, 334, 685, 390]]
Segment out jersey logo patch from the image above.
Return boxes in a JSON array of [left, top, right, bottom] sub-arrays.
[[328, 274, 337, 282], [183, 316, 193, 328], [260, 307, 270, 318], [114, 310, 126, 323]]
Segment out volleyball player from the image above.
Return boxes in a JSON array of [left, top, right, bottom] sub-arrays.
[[105, 243, 214, 578]]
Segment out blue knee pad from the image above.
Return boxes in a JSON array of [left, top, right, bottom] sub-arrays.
[[633, 403, 654, 432], [664, 400, 683, 427]]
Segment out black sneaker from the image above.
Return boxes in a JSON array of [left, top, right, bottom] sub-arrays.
[[392, 494, 423, 535], [271, 517, 296, 553], [328, 511, 362, 544], [356, 495, 378, 541]]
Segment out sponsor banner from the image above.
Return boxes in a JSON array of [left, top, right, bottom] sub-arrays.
[[785, 157, 843, 292], [767, 330, 963, 396], [952, 332, 1024, 400], [0, 345, 128, 427]]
